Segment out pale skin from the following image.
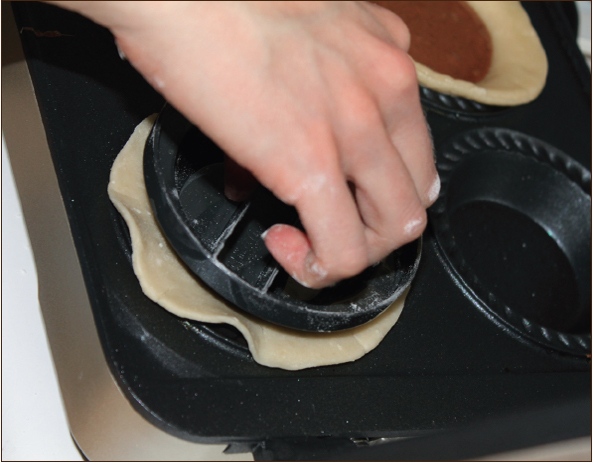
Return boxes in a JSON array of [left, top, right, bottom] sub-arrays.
[[51, 1, 439, 289]]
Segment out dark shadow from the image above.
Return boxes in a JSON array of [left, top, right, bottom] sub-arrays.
[[9, 1, 165, 127]]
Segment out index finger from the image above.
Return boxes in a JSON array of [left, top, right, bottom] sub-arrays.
[[263, 164, 369, 289]]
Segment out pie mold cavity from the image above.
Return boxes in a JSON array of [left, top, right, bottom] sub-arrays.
[[429, 128, 591, 355]]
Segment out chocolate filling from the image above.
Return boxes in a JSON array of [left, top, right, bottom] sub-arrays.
[[371, 1, 493, 83]]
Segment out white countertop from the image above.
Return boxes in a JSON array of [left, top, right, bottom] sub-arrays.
[[2, 135, 83, 460]]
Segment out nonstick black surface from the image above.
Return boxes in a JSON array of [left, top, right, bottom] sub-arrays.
[[13, 1, 591, 457]]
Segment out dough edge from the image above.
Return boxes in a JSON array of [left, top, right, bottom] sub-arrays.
[[107, 116, 409, 371], [414, 1, 548, 106]]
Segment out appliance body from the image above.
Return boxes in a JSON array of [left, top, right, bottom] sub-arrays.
[[3, 2, 591, 460]]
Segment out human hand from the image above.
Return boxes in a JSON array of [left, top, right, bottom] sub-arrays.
[[55, 1, 439, 289]]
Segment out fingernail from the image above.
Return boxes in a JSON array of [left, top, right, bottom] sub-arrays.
[[290, 272, 313, 288], [428, 174, 441, 203], [309, 261, 328, 280], [404, 216, 425, 236], [261, 223, 290, 241], [305, 253, 328, 281], [116, 42, 127, 61]]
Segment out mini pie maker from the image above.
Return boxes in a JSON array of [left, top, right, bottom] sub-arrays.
[[9, 1, 591, 459]]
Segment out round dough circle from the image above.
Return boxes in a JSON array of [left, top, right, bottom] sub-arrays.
[[412, 1, 548, 106], [107, 116, 409, 370]]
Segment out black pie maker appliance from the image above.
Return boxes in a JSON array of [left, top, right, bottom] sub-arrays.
[[9, 1, 591, 460], [143, 104, 421, 332]]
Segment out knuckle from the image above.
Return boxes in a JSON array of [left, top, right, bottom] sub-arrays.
[[375, 48, 418, 97], [265, 156, 335, 206], [393, 53, 418, 89]]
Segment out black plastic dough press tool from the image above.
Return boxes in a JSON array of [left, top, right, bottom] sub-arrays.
[[144, 104, 421, 332]]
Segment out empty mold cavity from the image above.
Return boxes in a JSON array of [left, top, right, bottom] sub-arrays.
[[447, 152, 591, 334], [431, 128, 591, 353]]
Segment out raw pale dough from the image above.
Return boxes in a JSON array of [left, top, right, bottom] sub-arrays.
[[413, 1, 548, 106], [108, 116, 408, 370]]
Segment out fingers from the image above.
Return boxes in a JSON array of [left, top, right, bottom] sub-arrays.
[[262, 109, 430, 288], [389, 109, 440, 208], [330, 89, 428, 264], [264, 155, 370, 289], [350, 41, 439, 209], [344, 136, 428, 265], [263, 137, 426, 289], [379, 57, 439, 208], [260, 51, 436, 288]]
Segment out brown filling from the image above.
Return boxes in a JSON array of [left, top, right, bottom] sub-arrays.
[[370, 1, 493, 83]]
